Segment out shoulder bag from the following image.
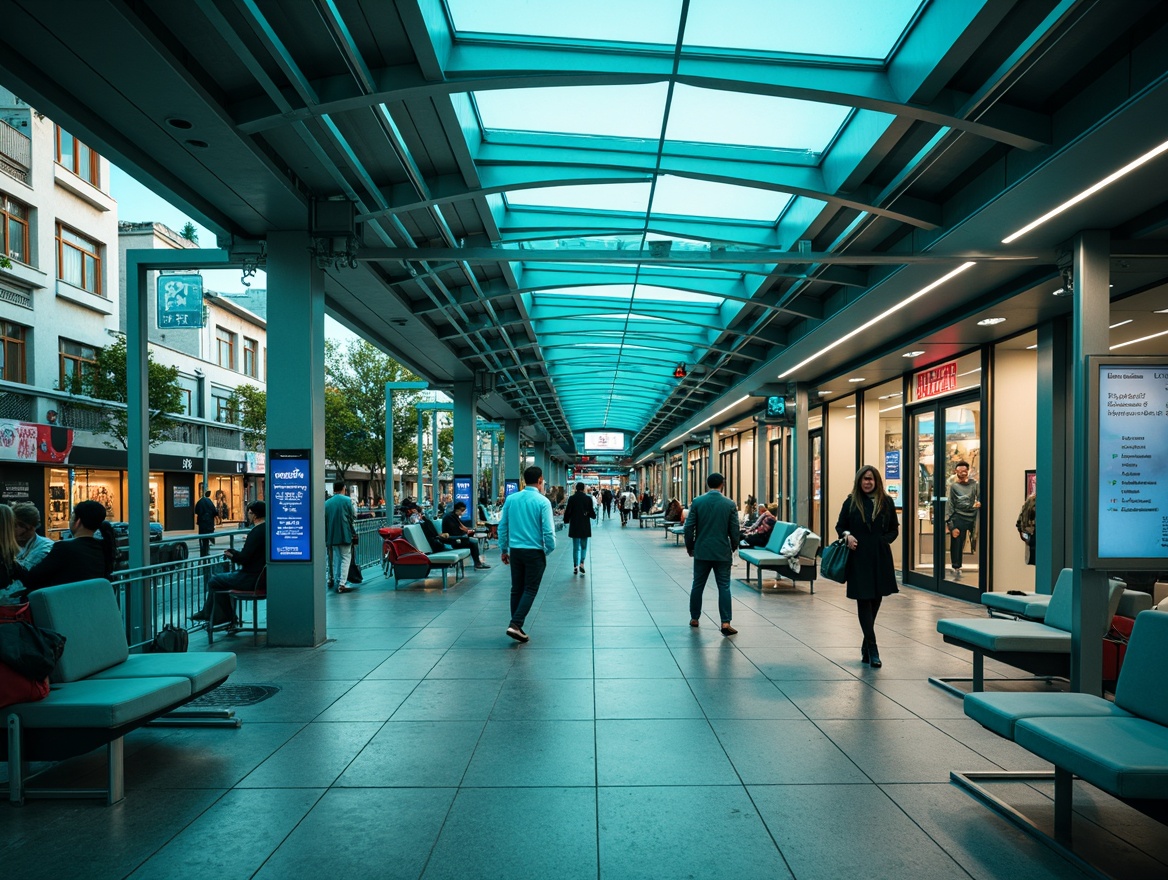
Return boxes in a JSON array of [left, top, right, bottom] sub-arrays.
[[819, 538, 850, 582]]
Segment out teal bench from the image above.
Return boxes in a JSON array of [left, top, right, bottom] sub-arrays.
[[402, 523, 470, 588], [953, 609, 1168, 872], [4, 579, 236, 804], [737, 521, 821, 593]]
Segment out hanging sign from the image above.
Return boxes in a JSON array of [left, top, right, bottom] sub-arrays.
[[269, 449, 312, 562], [157, 273, 204, 329], [915, 361, 958, 400]]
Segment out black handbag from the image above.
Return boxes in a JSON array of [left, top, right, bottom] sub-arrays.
[[819, 539, 850, 582], [0, 619, 67, 680], [347, 558, 364, 584]]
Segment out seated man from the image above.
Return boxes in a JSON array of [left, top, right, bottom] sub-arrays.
[[740, 503, 778, 548], [442, 502, 491, 570], [6, 502, 54, 598], [192, 500, 266, 626]]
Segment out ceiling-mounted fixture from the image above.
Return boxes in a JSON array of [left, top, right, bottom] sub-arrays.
[[673, 363, 687, 378]]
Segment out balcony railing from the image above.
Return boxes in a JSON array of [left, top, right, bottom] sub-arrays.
[[0, 119, 31, 184]]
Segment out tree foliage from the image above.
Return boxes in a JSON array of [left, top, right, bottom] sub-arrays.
[[324, 338, 424, 496], [230, 384, 267, 452], [179, 222, 199, 244], [324, 387, 365, 479], [74, 335, 183, 448]]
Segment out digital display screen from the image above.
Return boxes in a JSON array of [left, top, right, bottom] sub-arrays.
[[583, 431, 625, 451], [1092, 361, 1168, 565], [269, 449, 311, 562], [504, 479, 520, 498], [766, 396, 786, 418], [454, 475, 473, 526]]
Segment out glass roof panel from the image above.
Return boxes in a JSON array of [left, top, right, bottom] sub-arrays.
[[633, 285, 722, 305], [683, 0, 924, 59], [474, 84, 668, 140], [506, 182, 651, 213], [650, 175, 790, 222], [446, 0, 683, 45], [533, 285, 633, 299], [667, 85, 850, 153]]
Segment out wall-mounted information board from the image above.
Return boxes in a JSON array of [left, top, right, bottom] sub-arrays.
[[1088, 358, 1168, 568], [269, 449, 312, 562]]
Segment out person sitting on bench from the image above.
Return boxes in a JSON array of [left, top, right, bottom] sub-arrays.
[[193, 500, 265, 627], [741, 503, 778, 547]]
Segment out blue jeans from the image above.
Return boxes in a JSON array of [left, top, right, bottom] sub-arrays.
[[689, 558, 733, 623], [571, 537, 588, 566], [508, 548, 547, 628]]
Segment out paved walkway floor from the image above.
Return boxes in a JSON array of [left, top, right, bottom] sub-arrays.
[[3, 515, 1166, 879]]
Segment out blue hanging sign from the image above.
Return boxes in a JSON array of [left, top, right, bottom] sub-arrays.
[[157, 273, 204, 329], [504, 479, 519, 498], [454, 475, 473, 526]]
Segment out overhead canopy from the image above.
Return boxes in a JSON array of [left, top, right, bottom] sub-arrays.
[[3, 0, 1168, 459]]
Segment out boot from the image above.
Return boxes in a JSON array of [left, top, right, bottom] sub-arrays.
[[861, 640, 870, 665], [868, 643, 882, 668]]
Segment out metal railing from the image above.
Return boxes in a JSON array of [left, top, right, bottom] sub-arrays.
[[112, 530, 248, 650], [0, 119, 30, 183], [113, 521, 389, 648]]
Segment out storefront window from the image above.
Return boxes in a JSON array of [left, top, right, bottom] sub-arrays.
[[862, 380, 904, 508], [207, 474, 244, 525]]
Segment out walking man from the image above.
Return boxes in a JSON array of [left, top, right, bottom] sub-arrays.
[[684, 472, 741, 636], [195, 489, 217, 557], [325, 480, 357, 592], [945, 460, 980, 579], [498, 466, 556, 642]]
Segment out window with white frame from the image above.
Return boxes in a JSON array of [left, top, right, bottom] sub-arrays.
[[56, 223, 102, 295]]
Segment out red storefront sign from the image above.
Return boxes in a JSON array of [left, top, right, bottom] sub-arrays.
[[915, 361, 958, 400]]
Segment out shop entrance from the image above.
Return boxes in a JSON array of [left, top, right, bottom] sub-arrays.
[[905, 392, 982, 601]]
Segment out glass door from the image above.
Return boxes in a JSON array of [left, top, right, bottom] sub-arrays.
[[905, 393, 982, 600], [809, 429, 823, 540]]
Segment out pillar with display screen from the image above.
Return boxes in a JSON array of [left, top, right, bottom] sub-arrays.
[[452, 381, 476, 525], [265, 232, 327, 647], [505, 420, 521, 493]]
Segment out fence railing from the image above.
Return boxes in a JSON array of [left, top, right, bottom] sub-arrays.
[[113, 521, 389, 648]]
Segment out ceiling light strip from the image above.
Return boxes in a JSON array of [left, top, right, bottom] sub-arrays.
[[779, 262, 976, 379], [1002, 138, 1168, 244], [662, 395, 750, 449], [1110, 328, 1168, 350]]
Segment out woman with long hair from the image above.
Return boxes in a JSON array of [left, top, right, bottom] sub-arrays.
[[18, 499, 118, 592], [0, 504, 20, 592], [835, 465, 900, 668], [665, 497, 684, 523], [563, 481, 596, 576]]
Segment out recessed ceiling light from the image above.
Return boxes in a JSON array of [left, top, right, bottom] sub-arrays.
[[902, 350, 925, 358], [845, 404, 856, 409], [977, 317, 1006, 326], [1111, 328, 1168, 350], [848, 377, 865, 383], [817, 390, 832, 396], [185, 139, 209, 149], [1026, 344, 1038, 350], [1052, 288, 1071, 297], [166, 117, 194, 130]]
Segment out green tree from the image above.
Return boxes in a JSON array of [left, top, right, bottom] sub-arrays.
[[0, 255, 11, 270], [179, 221, 199, 245], [325, 338, 424, 498], [324, 387, 365, 479], [230, 384, 267, 452], [74, 335, 183, 448]]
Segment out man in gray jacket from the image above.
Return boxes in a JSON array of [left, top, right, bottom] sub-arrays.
[[684, 472, 742, 635], [325, 480, 357, 592]]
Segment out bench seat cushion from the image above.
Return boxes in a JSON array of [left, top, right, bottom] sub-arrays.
[[981, 592, 1050, 619], [964, 692, 1132, 739], [89, 653, 237, 693], [937, 618, 1070, 653], [7, 676, 192, 728], [425, 550, 468, 565], [27, 578, 128, 682], [1014, 715, 1168, 799]]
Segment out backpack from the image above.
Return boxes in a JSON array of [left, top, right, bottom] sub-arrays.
[[150, 623, 189, 653]]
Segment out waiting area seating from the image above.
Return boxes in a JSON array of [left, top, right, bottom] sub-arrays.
[[933, 569, 1131, 696], [954, 609, 1168, 872], [383, 523, 470, 589], [738, 521, 821, 593], [4, 579, 236, 804]]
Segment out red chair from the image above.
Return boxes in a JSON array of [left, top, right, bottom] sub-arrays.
[[382, 536, 432, 589]]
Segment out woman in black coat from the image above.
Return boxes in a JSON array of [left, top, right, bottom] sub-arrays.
[[835, 465, 899, 668], [563, 482, 596, 576]]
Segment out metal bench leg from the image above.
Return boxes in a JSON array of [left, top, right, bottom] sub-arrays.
[[8, 712, 24, 805], [107, 737, 125, 805], [972, 652, 984, 691], [1054, 766, 1073, 843]]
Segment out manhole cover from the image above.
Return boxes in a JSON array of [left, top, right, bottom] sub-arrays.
[[185, 683, 280, 708]]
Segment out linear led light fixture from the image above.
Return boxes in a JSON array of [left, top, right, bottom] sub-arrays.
[[1002, 137, 1168, 244], [662, 395, 749, 448], [779, 263, 976, 379], [1110, 328, 1168, 350]]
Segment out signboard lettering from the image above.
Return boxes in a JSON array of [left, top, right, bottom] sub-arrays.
[[157, 273, 205, 329], [269, 449, 312, 562], [915, 361, 958, 400]]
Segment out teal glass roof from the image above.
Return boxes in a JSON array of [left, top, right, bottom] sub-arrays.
[[442, 0, 933, 442]]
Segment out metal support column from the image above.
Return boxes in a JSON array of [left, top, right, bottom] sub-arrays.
[[1070, 231, 1110, 696], [1036, 318, 1069, 593], [790, 383, 810, 526]]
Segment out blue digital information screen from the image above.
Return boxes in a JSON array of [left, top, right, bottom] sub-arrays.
[[504, 479, 520, 498], [454, 475, 473, 526], [157, 273, 204, 329], [269, 449, 311, 562]]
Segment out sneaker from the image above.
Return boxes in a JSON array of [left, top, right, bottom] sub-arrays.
[[506, 625, 529, 642], [578, 564, 585, 574], [953, 568, 963, 580], [474, 563, 491, 570], [573, 566, 578, 575]]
